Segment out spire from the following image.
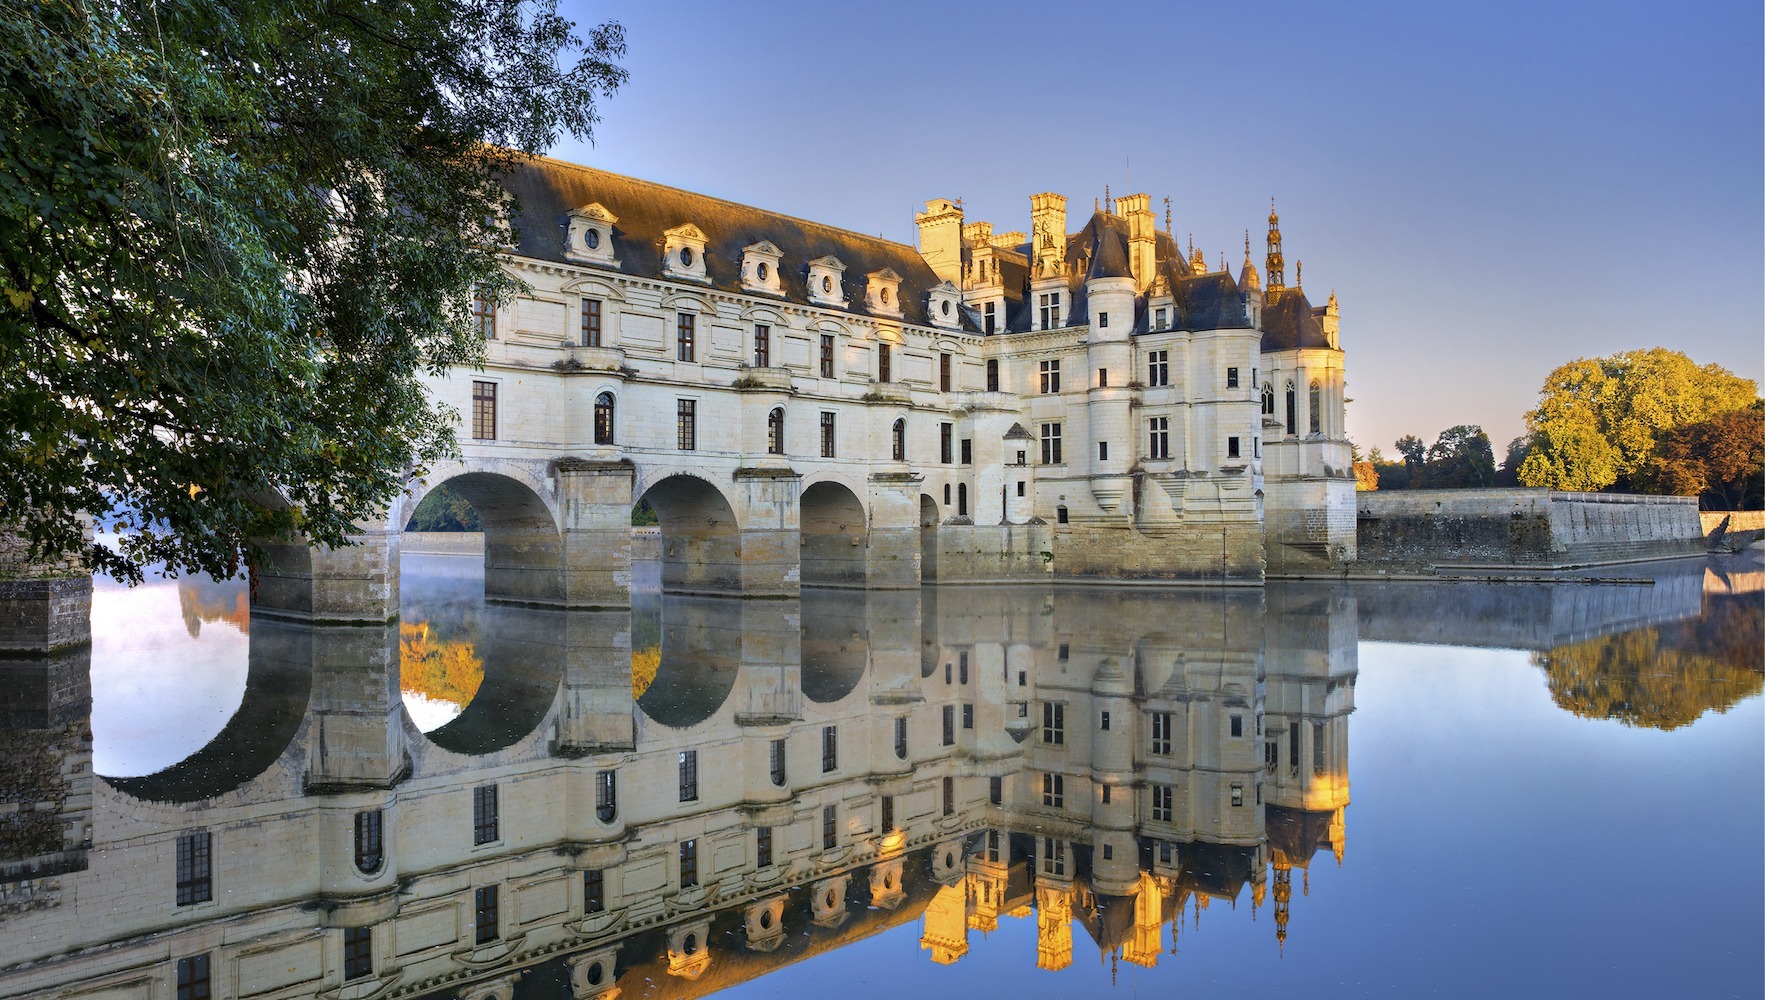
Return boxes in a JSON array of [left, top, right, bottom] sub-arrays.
[[1164, 197, 1172, 234], [1265, 198, 1285, 291], [1295, 259, 1302, 290], [1105, 183, 1111, 213], [1219, 251, 1227, 274]]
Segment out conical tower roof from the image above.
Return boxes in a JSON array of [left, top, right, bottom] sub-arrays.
[[1086, 224, 1133, 281]]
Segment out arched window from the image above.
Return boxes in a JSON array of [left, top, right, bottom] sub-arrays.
[[891, 418, 907, 462], [957, 483, 968, 517], [1261, 383, 1275, 415], [1284, 381, 1297, 436], [593, 391, 615, 445], [595, 770, 617, 823], [354, 810, 384, 874], [767, 407, 785, 455], [1309, 380, 1322, 435]]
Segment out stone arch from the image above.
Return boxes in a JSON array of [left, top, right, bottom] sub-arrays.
[[800, 479, 867, 587], [637, 472, 744, 596], [403, 464, 564, 606], [419, 606, 567, 755], [919, 494, 940, 582]]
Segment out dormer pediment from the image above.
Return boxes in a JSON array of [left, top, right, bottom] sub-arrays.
[[740, 240, 785, 296], [806, 255, 847, 307], [564, 203, 621, 267], [662, 223, 709, 283], [865, 267, 904, 316]]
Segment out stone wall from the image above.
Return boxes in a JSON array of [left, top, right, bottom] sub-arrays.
[[1355, 489, 1704, 572], [0, 524, 92, 652], [1049, 520, 1263, 584]]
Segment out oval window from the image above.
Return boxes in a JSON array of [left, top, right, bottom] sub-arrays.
[[757, 262, 769, 281], [679, 246, 694, 267], [822, 275, 833, 293], [586, 963, 605, 987], [585, 228, 600, 250], [941, 300, 951, 316], [881, 287, 891, 304]]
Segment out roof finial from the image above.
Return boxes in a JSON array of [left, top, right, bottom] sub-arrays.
[[1296, 259, 1302, 289], [1244, 230, 1252, 262], [1265, 198, 1285, 291], [1220, 251, 1227, 273], [1105, 183, 1111, 213]]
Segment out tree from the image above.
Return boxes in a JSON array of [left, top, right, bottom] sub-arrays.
[[1517, 349, 1758, 493], [1353, 461, 1379, 491], [1, 1, 626, 582], [1395, 435, 1426, 468], [1652, 403, 1765, 509], [405, 483, 482, 532], [1423, 425, 1496, 488]]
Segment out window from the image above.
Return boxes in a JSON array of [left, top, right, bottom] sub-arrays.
[[677, 399, 696, 450], [770, 738, 787, 786], [960, 438, 972, 465], [1102, 844, 1113, 860], [989, 776, 1003, 805], [1149, 416, 1170, 459], [939, 353, 952, 392], [1227, 366, 1239, 389], [1042, 837, 1066, 875], [1041, 702, 1065, 745], [1098, 442, 1108, 462], [1040, 423, 1063, 465], [1017, 480, 1026, 497], [1058, 643, 1069, 660], [593, 391, 615, 445], [962, 704, 974, 730], [757, 826, 774, 868], [1056, 505, 1068, 524], [585, 868, 605, 913], [1100, 710, 1111, 731], [1232, 783, 1245, 807], [959, 652, 968, 683], [176, 831, 212, 905], [984, 303, 997, 334], [1310, 380, 1322, 435], [1098, 368, 1108, 388], [474, 886, 499, 944], [942, 776, 954, 816], [1265, 740, 1279, 773], [942, 704, 955, 745], [473, 287, 495, 339], [678, 750, 698, 802], [676, 313, 696, 361], [890, 418, 906, 461], [821, 805, 837, 850], [1314, 722, 1327, 775], [1262, 383, 1275, 415], [344, 926, 373, 981], [1154, 306, 1167, 330], [767, 407, 786, 455], [471, 381, 497, 440], [880, 796, 894, 833], [1038, 359, 1061, 394], [473, 785, 499, 845], [1158, 840, 1174, 864], [176, 954, 211, 1000], [1285, 381, 1296, 435], [1230, 714, 1243, 738], [822, 725, 838, 773], [1102, 786, 1112, 804], [1098, 311, 1109, 329], [957, 483, 968, 516], [679, 839, 699, 888], [819, 411, 836, 458], [878, 342, 891, 382], [1151, 784, 1173, 822], [1151, 712, 1172, 756], [1289, 722, 1301, 776], [1041, 773, 1064, 808], [1038, 292, 1062, 330], [595, 770, 617, 823], [354, 810, 383, 874], [944, 483, 952, 505], [819, 334, 835, 377], [582, 298, 602, 346], [753, 324, 770, 367], [1148, 350, 1169, 386], [894, 717, 908, 759], [985, 357, 999, 390], [940, 423, 954, 464], [1228, 436, 1241, 459]]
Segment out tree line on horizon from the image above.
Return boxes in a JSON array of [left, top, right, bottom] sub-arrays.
[[1356, 348, 1763, 510]]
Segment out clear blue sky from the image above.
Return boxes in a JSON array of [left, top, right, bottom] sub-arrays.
[[549, 0, 1764, 457]]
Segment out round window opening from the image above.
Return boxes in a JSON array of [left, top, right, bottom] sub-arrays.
[[680, 247, 694, 268], [683, 933, 698, 955], [759, 910, 773, 929], [822, 276, 833, 293], [944, 851, 956, 868], [885, 873, 896, 889], [585, 228, 600, 250], [881, 287, 891, 304], [757, 262, 769, 281], [824, 890, 837, 908], [586, 963, 605, 987], [941, 300, 952, 316]]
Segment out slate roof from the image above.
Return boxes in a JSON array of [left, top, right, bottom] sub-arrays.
[[499, 156, 968, 330], [1259, 287, 1335, 352]]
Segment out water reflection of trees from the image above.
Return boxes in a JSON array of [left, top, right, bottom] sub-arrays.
[[1532, 593, 1763, 730], [177, 577, 249, 638], [399, 621, 484, 706]]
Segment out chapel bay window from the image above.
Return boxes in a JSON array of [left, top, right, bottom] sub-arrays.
[[581, 297, 602, 346], [676, 313, 696, 362], [1309, 380, 1323, 435], [1285, 381, 1297, 436], [595, 770, 617, 823], [677, 399, 697, 451], [894, 716, 909, 759], [593, 392, 615, 445], [891, 418, 907, 462], [1262, 383, 1275, 415], [1040, 423, 1063, 465], [753, 324, 770, 367], [471, 381, 497, 441], [769, 738, 788, 786], [767, 407, 786, 455], [354, 810, 384, 874], [1038, 359, 1061, 394], [1149, 416, 1170, 460]]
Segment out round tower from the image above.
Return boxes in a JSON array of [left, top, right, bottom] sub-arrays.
[[1084, 224, 1136, 513]]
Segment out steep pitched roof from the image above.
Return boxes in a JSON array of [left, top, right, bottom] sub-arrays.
[[1086, 224, 1133, 280], [1260, 287, 1336, 352]]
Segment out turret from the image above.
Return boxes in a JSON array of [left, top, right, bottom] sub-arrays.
[[1239, 231, 1263, 326], [1084, 226, 1135, 343], [1265, 201, 1285, 291]]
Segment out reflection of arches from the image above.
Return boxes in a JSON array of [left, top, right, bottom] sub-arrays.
[[635, 596, 740, 728], [638, 474, 743, 595], [594, 391, 615, 445], [407, 469, 563, 605], [104, 619, 314, 802], [421, 606, 566, 755], [801, 481, 867, 586], [919, 495, 940, 582], [802, 590, 867, 703]]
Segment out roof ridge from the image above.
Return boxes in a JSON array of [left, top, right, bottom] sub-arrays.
[[520, 153, 919, 253]]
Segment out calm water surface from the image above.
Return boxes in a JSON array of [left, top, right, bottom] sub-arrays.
[[2, 553, 1759, 999]]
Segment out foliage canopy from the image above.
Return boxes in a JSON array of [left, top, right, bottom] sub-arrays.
[[0, 0, 625, 581]]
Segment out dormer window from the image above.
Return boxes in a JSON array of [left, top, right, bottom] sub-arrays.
[[865, 268, 903, 316], [662, 224, 709, 283], [564, 203, 619, 268], [806, 255, 847, 307], [927, 281, 962, 330], [741, 241, 784, 296]]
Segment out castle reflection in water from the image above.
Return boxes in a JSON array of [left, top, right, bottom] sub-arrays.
[[0, 559, 1757, 1000]]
